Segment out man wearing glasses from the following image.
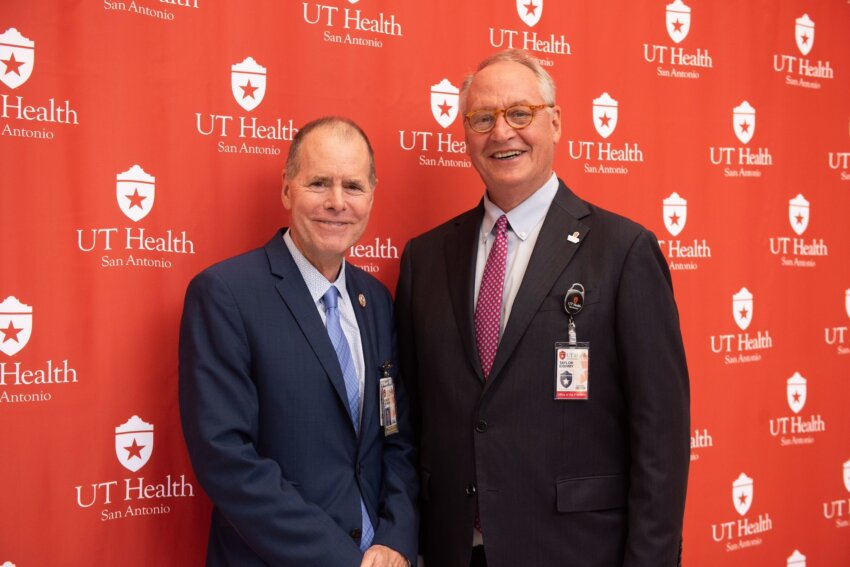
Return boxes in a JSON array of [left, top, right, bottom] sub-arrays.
[[396, 49, 689, 567]]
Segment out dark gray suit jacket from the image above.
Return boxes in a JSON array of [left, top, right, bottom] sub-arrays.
[[396, 181, 689, 567]]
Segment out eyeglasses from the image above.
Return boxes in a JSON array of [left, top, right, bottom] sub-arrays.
[[464, 103, 553, 133]]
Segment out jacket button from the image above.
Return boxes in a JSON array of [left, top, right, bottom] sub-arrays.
[[350, 528, 362, 539], [475, 419, 488, 433], [465, 483, 477, 496], [355, 463, 361, 475]]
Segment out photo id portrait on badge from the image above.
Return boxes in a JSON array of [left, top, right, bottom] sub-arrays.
[[378, 360, 399, 435], [555, 283, 589, 400]]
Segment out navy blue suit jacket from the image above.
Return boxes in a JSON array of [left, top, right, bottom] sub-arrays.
[[179, 230, 418, 566]]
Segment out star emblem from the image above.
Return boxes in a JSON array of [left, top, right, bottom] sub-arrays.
[[795, 213, 805, 225], [523, 1, 538, 16], [125, 188, 147, 210], [669, 212, 680, 226], [240, 80, 258, 99], [800, 33, 809, 45], [792, 391, 801, 403], [738, 307, 749, 321], [1, 321, 22, 343], [672, 19, 684, 33], [738, 491, 748, 505], [124, 438, 145, 460], [599, 113, 611, 128], [1, 52, 25, 76], [739, 121, 750, 134], [437, 100, 452, 117]]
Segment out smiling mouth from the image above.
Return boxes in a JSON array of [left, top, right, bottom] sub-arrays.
[[316, 220, 349, 228], [491, 150, 524, 160]]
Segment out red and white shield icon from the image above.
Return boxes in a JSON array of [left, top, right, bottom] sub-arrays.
[[845, 289, 850, 319], [788, 194, 810, 236], [116, 165, 155, 222], [732, 287, 753, 331], [115, 415, 154, 473], [231, 57, 266, 112], [795, 14, 814, 56], [516, 0, 543, 27], [431, 78, 459, 129], [592, 93, 618, 139], [662, 192, 687, 237], [0, 28, 35, 90], [787, 550, 806, 567], [786, 372, 807, 414], [665, 0, 691, 44], [733, 101, 755, 145], [732, 472, 753, 516], [0, 296, 32, 357]]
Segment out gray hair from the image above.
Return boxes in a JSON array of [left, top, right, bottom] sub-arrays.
[[285, 116, 377, 187], [459, 49, 556, 114]]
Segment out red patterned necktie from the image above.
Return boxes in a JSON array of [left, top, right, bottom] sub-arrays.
[[475, 214, 509, 380]]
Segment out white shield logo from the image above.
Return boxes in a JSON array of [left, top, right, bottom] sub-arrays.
[[348, 0, 360, 4], [787, 550, 806, 567], [431, 78, 459, 129], [795, 14, 814, 56], [115, 415, 154, 473], [733, 101, 756, 145], [0, 296, 32, 357], [592, 93, 618, 139], [786, 372, 806, 414], [845, 289, 850, 319], [732, 287, 753, 331], [0, 28, 35, 90], [788, 194, 810, 235], [665, 0, 691, 44], [517, 0, 543, 27], [231, 57, 266, 112], [732, 472, 754, 516], [116, 165, 155, 222], [663, 192, 687, 237]]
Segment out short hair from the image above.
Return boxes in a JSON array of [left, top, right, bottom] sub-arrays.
[[285, 116, 377, 187], [459, 49, 557, 114]]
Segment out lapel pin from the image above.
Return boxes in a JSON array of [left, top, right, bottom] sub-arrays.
[[358, 293, 367, 308], [567, 231, 581, 244]]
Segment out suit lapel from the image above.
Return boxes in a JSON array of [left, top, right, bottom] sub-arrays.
[[445, 206, 486, 382], [486, 182, 591, 385], [265, 231, 352, 425], [346, 265, 378, 442]]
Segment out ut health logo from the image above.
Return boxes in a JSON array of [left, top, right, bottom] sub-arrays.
[[665, 0, 690, 44], [117, 165, 155, 222], [732, 101, 755, 145], [662, 192, 686, 237], [115, 415, 154, 473], [788, 550, 806, 567], [517, 0, 543, 28], [732, 287, 753, 331], [430, 79, 459, 129], [592, 93, 617, 139], [795, 14, 814, 56], [0, 296, 32, 357], [786, 372, 806, 414], [231, 57, 266, 112], [0, 28, 34, 90], [788, 194, 809, 235], [732, 472, 753, 516]]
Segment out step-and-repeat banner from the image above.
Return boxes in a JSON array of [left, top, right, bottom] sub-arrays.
[[1, 1, 848, 565]]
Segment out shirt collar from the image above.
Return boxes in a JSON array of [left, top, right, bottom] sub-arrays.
[[283, 229, 348, 306], [480, 172, 559, 242]]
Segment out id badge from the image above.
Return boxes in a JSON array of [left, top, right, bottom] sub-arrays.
[[554, 342, 589, 400], [379, 376, 399, 435]]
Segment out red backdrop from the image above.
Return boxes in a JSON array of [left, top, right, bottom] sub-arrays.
[[1, 1, 849, 565]]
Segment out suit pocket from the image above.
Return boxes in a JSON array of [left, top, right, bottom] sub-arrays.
[[556, 474, 626, 512]]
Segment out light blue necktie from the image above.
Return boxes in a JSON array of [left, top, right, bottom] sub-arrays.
[[323, 286, 374, 551]]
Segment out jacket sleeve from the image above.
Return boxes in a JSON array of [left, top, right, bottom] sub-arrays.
[[178, 269, 363, 566], [616, 230, 690, 567]]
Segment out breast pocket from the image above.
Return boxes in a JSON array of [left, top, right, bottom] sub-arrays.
[[556, 474, 626, 512]]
